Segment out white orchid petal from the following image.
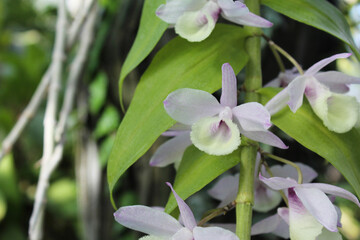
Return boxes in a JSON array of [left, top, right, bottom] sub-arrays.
[[172, 227, 194, 240], [302, 183, 360, 207], [223, 12, 273, 28], [240, 129, 288, 149], [305, 53, 351, 76], [114, 206, 182, 237], [259, 175, 298, 190], [164, 88, 223, 125], [287, 75, 308, 112], [294, 187, 338, 232], [315, 71, 360, 93], [251, 213, 282, 235], [175, 1, 220, 42], [288, 188, 324, 240], [220, 63, 238, 108], [265, 88, 290, 115], [232, 102, 272, 131], [139, 236, 164, 240], [217, 0, 249, 17], [156, 0, 207, 24], [191, 117, 241, 155], [150, 132, 192, 167], [192, 226, 239, 240], [166, 183, 197, 231]]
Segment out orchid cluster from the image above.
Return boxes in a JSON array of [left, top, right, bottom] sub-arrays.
[[113, 1, 360, 240]]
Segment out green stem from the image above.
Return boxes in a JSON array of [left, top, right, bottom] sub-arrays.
[[236, 1, 262, 238], [236, 144, 258, 239], [263, 152, 303, 184]]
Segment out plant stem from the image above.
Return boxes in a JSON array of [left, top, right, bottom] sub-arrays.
[[236, 1, 262, 238]]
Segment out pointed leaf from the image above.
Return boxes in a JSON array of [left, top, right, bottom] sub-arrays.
[[164, 146, 241, 214], [258, 87, 360, 198], [119, 0, 168, 110], [108, 24, 250, 207], [262, 0, 360, 60]]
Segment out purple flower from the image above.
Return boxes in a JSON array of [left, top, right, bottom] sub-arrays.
[[114, 182, 239, 240], [258, 174, 360, 239], [208, 159, 317, 212], [265, 53, 360, 133], [156, 0, 273, 42], [163, 63, 287, 156]]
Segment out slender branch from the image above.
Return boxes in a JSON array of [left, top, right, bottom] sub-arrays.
[[261, 34, 304, 75], [262, 151, 303, 184], [0, 0, 96, 163], [29, 3, 99, 240], [269, 44, 285, 72], [197, 201, 236, 226], [29, 1, 67, 239]]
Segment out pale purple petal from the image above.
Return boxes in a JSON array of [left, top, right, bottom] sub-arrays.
[[270, 163, 318, 184], [223, 12, 273, 28], [217, 0, 249, 17], [192, 226, 239, 240], [156, 0, 207, 24], [294, 187, 338, 232], [164, 88, 223, 125], [208, 174, 238, 201], [172, 227, 194, 240], [259, 175, 298, 190], [265, 69, 299, 88], [232, 102, 272, 131], [208, 223, 236, 233], [166, 182, 197, 230], [150, 132, 192, 167], [305, 53, 352, 76], [114, 205, 182, 237], [240, 129, 288, 149], [251, 212, 289, 238], [288, 188, 324, 240], [301, 183, 360, 207], [220, 63, 238, 108], [287, 76, 308, 112], [315, 71, 360, 93], [265, 88, 290, 115]]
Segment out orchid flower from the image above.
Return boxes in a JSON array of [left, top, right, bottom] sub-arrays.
[[251, 206, 343, 239], [258, 174, 360, 240], [265, 53, 360, 133], [208, 160, 317, 212], [149, 124, 192, 168], [114, 182, 239, 240], [156, 0, 273, 42], [163, 63, 287, 156]]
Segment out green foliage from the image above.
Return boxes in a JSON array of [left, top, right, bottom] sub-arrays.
[[164, 146, 241, 214], [94, 106, 121, 139], [90, 72, 108, 115], [107, 24, 250, 207], [258, 87, 360, 198], [262, 0, 360, 60], [118, 0, 168, 110], [48, 178, 77, 218], [0, 191, 7, 222]]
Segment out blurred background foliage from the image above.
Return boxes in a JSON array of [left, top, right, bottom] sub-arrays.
[[0, 0, 359, 239]]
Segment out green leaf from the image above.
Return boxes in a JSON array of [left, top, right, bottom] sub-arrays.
[[119, 0, 167, 110], [107, 24, 250, 208], [262, 0, 360, 60], [94, 105, 120, 139], [164, 146, 240, 214], [258, 87, 360, 197]]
